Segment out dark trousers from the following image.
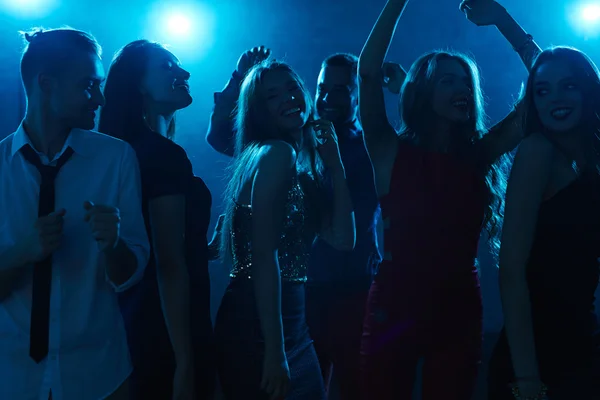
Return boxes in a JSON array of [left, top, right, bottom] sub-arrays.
[[305, 282, 371, 400]]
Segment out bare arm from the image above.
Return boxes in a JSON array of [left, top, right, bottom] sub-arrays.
[[358, 0, 409, 159], [207, 214, 225, 261], [500, 133, 553, 391], [461, 0, 542, 72], [251, 141, 297, 353], [476, 100, 525, 164], [494, 5, 541, 72], [150, 195, 194, 369]]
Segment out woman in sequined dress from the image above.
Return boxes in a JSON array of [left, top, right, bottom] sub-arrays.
[[214, 60, 355, 400]]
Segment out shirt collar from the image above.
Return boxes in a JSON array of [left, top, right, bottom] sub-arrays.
[[10, 121, 93, 160]]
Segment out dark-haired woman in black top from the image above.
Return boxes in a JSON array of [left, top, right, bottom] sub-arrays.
[[99, 39, 216, 400]]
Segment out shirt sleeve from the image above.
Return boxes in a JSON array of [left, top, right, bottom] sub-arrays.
[[144, 144, 193, 200], [106, 143, 150, 292], [205, 92, 237, 157]]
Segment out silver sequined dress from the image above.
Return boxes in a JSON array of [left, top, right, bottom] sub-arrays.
[[214, 175, 326, 400]]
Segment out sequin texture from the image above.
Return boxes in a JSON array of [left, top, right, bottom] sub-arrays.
[[230, 176, 309, 282]]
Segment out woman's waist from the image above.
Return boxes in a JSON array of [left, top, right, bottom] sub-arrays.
[[216, 281, 310, 345], [222, 279, 307, 313], [377, 254, 479, 278]]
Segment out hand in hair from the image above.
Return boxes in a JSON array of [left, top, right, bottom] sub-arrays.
[[460, 0, 506, 27], [236, 46, 272, 77], [382, 61, 405, 94]]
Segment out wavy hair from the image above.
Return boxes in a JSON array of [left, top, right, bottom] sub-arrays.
[[522, 46, 600, 173], [220, 60, 325, 258], [99, 40, 176, 142]]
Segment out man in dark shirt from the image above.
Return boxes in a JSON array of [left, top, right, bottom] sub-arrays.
[[206, 50, 380, 400]]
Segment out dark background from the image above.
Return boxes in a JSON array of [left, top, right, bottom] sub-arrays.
[[2, 0, 600, 397]]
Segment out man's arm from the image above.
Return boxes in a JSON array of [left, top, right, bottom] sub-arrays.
[[206, 47, 272, 157], [103, 144, 150, 292], [205, 80, 240, 157]]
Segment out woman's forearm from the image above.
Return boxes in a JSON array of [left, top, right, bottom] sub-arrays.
[[499, 268, 541, 380], [494, 7, 542, 71], [253, 256, 285, 352], [157, 261, 194, 366], [358, 0, 409, 78]]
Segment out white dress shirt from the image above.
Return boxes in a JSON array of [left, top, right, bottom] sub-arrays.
[[0, 124, 150, 400]]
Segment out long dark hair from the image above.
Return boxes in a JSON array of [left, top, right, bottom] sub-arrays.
[[399, 50, 507, 254], [522, 46, 600, 173], [220, 60, 324, 258], [99, 40, 176, 141]]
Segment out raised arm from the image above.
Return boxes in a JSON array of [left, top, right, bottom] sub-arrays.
[[251, 140, 295, 399], [358, 0, 409, 161], [206, 47, 271, 157], [499, 133, 553, 398], [462, 0, 542, 163], [461, 0, 541, 71]]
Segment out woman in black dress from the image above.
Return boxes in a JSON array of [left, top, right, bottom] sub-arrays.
[[214, 60, 355, 400], [489, 47, 600, 400], [99, 40, 216, 400]]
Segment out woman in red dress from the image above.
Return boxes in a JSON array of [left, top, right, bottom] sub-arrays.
[[357, 0, 540, 398]]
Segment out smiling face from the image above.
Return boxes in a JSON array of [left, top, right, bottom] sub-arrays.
[[315, 64, 358, 124], [430, 58, 473, 124], [260, 68, 309, 133], [49, 50, 106, 130], [139, 46, 192, 112], [533, 59, 583, 132]]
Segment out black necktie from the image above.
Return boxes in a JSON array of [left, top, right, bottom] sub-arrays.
[[20, 144, 74, 363]]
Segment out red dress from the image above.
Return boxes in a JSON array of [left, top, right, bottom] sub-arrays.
[[360, 142, 487, 400]]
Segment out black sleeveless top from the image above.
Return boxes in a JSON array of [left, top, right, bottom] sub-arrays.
[[527, 172, 600, 367]]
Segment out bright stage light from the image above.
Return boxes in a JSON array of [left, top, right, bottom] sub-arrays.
[[2, 0, 58, 18], [581, 3, 600, 22], [569, 2, 600, 36], [166, 12, 192, 37], [147, 1, 215, 56]]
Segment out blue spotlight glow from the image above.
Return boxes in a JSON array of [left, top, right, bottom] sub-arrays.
[[147, 2, 215, 59], [581, 4, 600, 22], [166, 12, 193, 37], [2, 0, 58, 18], [569, 2, 600, 37]]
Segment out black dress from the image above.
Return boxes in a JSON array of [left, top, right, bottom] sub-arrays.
[[118, 129, 216, 399], [488, 173, 600, 399], [214, 176, 326, 400]]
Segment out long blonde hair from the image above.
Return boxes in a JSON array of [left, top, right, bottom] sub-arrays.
[[220, 60, 325, 259]]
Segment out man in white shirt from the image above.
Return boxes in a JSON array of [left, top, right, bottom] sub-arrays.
[[0, 28, 150, 400]]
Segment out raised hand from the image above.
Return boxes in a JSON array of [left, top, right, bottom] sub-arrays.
[[236, 46, 272, 77], [310, 119, 344, 173], [460, 0, 506, 27], [83, 201, 120, 252], [382, 61, 405, 94], [23, 209, 66, 263]]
